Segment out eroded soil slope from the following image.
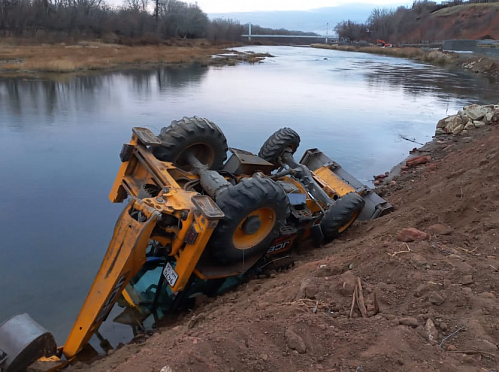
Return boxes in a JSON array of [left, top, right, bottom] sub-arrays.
[[85, 125, 499, 372], [399, 3, 499, 43]]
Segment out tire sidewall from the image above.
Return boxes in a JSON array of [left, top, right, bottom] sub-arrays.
[[214, 197, 283, 263], [209, 177, 288, 264], [320, 193, 365, 241]]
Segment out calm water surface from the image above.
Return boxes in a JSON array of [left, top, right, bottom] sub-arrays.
[[1, 46, 498, 344]]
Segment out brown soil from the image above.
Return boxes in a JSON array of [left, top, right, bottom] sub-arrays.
[[80, 122, 499, 372], [458, 55, 499, 79], [422, 3, 499, 42]]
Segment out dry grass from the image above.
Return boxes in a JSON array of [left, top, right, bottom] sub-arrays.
[[0, 39, 240, 74], [311, 43, 460, 67], [420, 50, 455, 65], [311, 44, 424, 59], [433, 2, 499, 16]]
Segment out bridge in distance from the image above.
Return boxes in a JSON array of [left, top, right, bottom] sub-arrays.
[[242, 23, 337, 43]]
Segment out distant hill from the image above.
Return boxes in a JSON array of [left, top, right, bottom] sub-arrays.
[[208, 4, 382, 34]]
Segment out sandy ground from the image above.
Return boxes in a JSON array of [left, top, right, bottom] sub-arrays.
[[74, 120, 499, 372]]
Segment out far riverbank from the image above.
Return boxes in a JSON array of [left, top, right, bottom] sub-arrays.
[[0, 39, 269, 78], [311, 43, 499, 80]]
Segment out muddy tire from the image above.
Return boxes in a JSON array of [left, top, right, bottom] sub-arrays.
[[320, 192, 365, 242], [152, 116, 228, 170], [208, 177, 288, 264], [258, 127, 300, 166]]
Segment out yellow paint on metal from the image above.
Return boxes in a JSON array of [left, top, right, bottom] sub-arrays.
[[170, 214, 218, 292], [313, 166, 356, 197], [37, 129, 365, 369], [232, 207, 276, 250], [35, 354, 70, 371], [121, 287, 140, 310], [62, 199, 159, 358]]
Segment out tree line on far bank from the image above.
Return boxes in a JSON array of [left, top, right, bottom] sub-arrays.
[[335, 0, 499, 45], [0, 0, 317, 43]]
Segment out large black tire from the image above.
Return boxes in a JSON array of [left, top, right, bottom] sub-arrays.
[[208, 177, 288, 264], [152, 116, 228, 171], [320, 192, 365, 242], [258, 128, 300, 166]]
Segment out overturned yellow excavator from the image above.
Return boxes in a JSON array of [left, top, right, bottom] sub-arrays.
[[0, 117, 391, 371]]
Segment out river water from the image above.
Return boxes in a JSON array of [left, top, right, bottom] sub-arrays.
[[1, 45, 498, 345]]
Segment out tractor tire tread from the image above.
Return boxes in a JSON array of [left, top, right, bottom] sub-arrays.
[[153, 116, 228, 170], [320, 192, 365, 242], [258, 127, 300, 166]]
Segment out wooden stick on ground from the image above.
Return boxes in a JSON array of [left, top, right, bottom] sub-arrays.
[[388, 244, 412, 257], [356, 277, 368, 318], [349, 285, 358, 318]]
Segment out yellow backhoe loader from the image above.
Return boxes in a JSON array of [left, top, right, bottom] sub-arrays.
[[0, 117, 392, 372]]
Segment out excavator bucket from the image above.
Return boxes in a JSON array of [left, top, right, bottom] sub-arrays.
[[0, 313, 57, 372], [300, 148, 393, 220]]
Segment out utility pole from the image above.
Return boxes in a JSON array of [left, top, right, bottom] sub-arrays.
[[325, 22, 328, 44], [248, 22, 252, 41]]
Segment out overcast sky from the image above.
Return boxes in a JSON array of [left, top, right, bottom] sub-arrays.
[[185, 0, 411, 13], [106, 0, 413, 13]]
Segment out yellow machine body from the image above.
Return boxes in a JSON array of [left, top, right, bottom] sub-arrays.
[[1, 126, 391, 371]]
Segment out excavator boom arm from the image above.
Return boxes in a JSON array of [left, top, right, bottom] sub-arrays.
[[62, 198, 160, 358]]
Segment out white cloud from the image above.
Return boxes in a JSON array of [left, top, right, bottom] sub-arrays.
[[185, 0, 410, 13]]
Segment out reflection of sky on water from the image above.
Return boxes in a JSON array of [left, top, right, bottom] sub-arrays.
[[0, 46, 498, 344]]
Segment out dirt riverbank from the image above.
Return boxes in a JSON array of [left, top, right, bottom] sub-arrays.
[[0, 39, 269, 77], [312, 44, 499, 80], [77, 110, 499, 371]]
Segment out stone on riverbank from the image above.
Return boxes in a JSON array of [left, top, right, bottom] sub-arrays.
[[435, 103, 499, 136]]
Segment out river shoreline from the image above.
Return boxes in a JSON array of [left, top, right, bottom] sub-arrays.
[[3, 44, 499, 370], [2, 39, 497, 80], [311, 43, 499, 80], [0, 39, 270, 78]]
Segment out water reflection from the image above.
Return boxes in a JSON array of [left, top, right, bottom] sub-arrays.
[[0, 46, 498, 344], [0, 64, 208, 126], [358, 59, 498, 104]]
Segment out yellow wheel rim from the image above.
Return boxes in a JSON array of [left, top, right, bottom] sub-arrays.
[[233, 207, 276, 250], [338, 210, 360, 233]]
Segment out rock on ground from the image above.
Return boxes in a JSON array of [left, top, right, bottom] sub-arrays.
[[397, 228, 427, 242], [285, 328, 307, 354], [436, 103, 499, 136]]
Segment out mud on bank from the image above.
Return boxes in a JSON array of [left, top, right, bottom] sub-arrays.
[[79, 116, 499, 371]]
